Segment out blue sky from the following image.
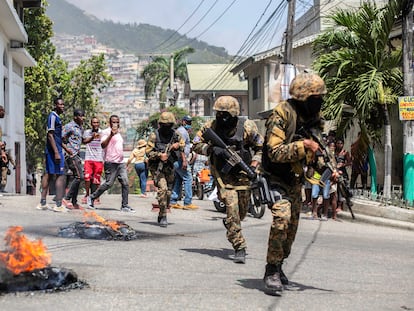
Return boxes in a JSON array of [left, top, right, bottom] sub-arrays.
[[64, 0, 311, 55]]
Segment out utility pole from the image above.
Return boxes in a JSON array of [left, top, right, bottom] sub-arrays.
[[169, 54, 175, 106], [403, 0, 414, 202], [277, 0, 296, 102], [284, 0, 296, 64]]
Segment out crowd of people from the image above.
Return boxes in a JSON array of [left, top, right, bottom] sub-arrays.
[[35, 98, 134, 213], [33, 73, 371, 296]]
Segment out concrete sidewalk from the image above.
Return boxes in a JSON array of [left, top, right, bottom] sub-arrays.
[[337, 197, 414, 230], [1, 191, 414, 230]]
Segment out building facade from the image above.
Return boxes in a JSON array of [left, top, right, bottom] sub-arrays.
[[0, 0, 39, 193]]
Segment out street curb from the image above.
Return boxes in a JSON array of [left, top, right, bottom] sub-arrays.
[[337, 198, 414, 231]]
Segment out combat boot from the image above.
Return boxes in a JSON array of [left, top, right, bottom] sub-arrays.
[[233, 248, 246, 264], [159, 216, 168, 228], [280, 265, 289, 285], [263, 264, 283, 295]]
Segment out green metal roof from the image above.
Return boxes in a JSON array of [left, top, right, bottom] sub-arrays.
[[187, 64, 247, 92]]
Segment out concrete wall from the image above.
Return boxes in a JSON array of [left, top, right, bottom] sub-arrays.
[[0, 29, 27, 193]]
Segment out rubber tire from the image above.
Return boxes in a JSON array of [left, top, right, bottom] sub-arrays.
[[214, 200, 226, 213], [249, 188, 266, 218], [195, 179, 204, 200]]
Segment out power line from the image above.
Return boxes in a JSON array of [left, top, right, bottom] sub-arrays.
[[157, 0, 220, 52], [203, 1, 288, 91], [147, 0, 206, 52]]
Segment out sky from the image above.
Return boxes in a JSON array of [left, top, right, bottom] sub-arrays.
[[63, 0, 311, 55]]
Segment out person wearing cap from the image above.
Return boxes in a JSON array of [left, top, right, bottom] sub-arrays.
[[146, 111, 185, 227], [127, 139, 149, 198], [170, 115, 199, 210], [82, 117, 104, 205], [61, 108, 86, 210], [192, 96, 263, 264]]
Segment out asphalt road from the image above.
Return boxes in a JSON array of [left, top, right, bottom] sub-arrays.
[[0, 193, 413, 311]]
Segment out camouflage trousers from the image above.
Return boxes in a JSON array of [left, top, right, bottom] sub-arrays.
[[266, 183, 302, 265], [152, 167, 175, 217], [218, 183, 250, 251]]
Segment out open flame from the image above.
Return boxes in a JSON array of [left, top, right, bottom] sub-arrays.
[[0, 226, 51, 275], [83, 211, 121, 232]]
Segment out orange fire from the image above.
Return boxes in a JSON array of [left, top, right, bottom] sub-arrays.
[[0, 226, 51, 275], [83, 211, 121, 232]]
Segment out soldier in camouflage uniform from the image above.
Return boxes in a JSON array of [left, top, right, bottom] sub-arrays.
[[192, 96, 263, 264], [146, 112, 185, 227], [262, 73, 327, 295]]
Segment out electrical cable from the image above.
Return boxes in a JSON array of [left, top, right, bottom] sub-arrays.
[[148, 0, 206, 52], [203, 1, 288, 91], [157, 0, 220, 52]]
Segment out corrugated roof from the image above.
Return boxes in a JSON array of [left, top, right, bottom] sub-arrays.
[[187, 64, 247, 92]]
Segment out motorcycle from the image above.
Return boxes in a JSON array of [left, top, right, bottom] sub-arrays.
[[208, 183, 267, 219], [192, 167, 215, 200]]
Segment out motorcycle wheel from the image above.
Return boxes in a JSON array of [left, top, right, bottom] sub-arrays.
[[214, 200, 226, 213], [249, 188, 266, 218], [195, 179, 203, 200]]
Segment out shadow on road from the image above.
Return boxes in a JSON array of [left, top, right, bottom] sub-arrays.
[[181, 247, 234, 260], [237, 278, 334, 294]]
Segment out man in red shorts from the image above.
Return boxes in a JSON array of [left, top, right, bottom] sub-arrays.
[[82, 117, 104, 204]]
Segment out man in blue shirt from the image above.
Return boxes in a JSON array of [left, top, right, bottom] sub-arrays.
[[36, 98, 67, 212], [170, 115, 198, 210]]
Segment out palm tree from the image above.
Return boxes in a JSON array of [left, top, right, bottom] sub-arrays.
[[312, 0, 403, 199], [142, 47, 195, 110]]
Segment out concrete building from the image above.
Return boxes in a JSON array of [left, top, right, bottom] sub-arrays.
[[186, 63, 248, 117], [0, 0, 40, 193]]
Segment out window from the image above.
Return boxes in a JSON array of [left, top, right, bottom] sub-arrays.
[[252, 76, 260, 100]]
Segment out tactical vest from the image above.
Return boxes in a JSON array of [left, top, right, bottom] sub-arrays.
[[151, 129, 180, 164], [213, 118, 252, 175], [261, 103, 301, 186]]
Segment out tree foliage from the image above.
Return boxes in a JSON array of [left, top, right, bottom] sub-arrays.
[[312, 0, 403, 142], [24, 1, 112, 167], [142, 47, 195, 109], [134, 106, 204, 143]]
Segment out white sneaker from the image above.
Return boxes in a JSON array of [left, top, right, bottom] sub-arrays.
[[86, 196, 95, 209], [52, 205, 69, 213], [36, 203, 50, 211]]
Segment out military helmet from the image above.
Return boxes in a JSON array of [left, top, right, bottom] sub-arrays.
[[289, 73, 327, 102], [213, 96, 240, 117], [158, 111, 175, 124]]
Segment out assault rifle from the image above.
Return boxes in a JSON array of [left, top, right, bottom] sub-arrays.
[[251, 173, 282, 207], [299, 125, 355, 219], [202, 128, 257, 180]]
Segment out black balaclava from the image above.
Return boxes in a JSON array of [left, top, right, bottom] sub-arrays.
[[159, 123, 173, 136], [216, 111, 238, 130], [292, 95, 323, 121]]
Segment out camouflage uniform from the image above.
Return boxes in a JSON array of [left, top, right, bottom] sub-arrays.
[[193, 97, 263, 254], [263, 101, 305, 265], [146, 114, 185, 222], [262, 73, 327, 293]]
